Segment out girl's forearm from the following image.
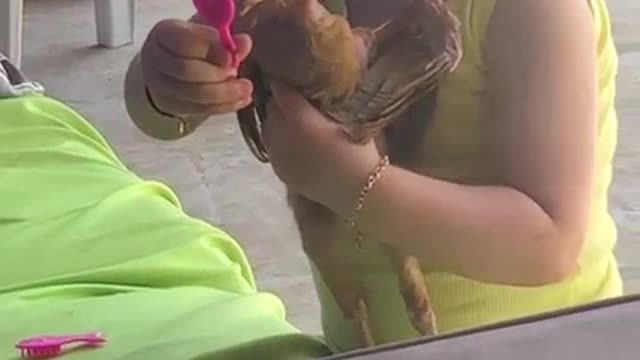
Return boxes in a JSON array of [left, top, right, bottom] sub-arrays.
[[351, 165, 580, 286], [318, 0, 593, 288]]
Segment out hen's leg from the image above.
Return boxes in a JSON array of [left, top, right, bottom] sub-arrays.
[[383, 245, 437, 337], [288, 191, 376, 347]]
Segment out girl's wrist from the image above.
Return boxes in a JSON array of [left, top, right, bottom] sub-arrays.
[[344, 155, 391, 243], [323, 151, 390, 221], [125, 54, 205, 140]]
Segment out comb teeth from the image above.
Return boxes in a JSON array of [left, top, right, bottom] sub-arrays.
[[21, 345, 61, 358]]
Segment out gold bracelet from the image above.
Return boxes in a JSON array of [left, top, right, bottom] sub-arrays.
[[144, 85, 189, 137], [346, 155, 390, 248], [176, 116, 189, 137]]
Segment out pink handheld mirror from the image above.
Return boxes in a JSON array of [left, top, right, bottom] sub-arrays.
[[193, 0, 239, 68]]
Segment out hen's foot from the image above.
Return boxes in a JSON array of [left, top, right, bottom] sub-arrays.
[[352, 297, 376, 347], [399, 256, 437, 336], [289, 193, 377, 347], [385, 248, 438, 337]]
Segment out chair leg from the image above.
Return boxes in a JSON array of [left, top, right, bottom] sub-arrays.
[[94, 0, 135, 48], [0, 0, 24, 68]]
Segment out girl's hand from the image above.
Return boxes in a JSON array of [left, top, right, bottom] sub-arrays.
[[262, 82, 381, 217], [141, 18, 254, 118]]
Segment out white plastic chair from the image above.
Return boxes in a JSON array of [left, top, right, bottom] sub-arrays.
[[0, 0, 23, 67], [0, 0, 135, 69], [94, 0, 136, 48]]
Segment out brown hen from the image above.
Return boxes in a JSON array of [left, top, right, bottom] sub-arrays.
[[234, 0, 462, 347]]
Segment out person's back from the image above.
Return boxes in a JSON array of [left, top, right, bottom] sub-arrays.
[[0, 52, 330, 360]]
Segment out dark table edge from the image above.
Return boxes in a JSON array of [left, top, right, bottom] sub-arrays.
[[323, 294, 640, 360]]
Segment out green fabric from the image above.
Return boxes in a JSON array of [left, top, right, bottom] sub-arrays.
[[0, 94, 331, 360]]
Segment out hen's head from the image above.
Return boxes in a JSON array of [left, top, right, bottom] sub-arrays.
[[235, 0, 365, 103]]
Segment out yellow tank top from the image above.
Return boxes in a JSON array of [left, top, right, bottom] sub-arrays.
[[313, 0, 622, 352]]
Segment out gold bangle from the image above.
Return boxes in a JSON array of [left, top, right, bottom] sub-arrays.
[[144, 85, 189, 137], [346, 155, 390, 248], [176, 116, 189, 137]]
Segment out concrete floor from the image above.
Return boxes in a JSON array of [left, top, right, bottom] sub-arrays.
[[17, 0, 640, 333]]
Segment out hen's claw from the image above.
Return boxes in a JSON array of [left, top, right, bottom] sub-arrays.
[[353, 298, 376, 347]]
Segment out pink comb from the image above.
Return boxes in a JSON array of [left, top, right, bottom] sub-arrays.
[[16, 332, 106, 358], [193, 0, 239, 68]]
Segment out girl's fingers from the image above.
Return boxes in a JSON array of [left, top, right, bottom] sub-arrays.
[[149, 88, 252, 117], [147, 40, 236, 83], [210, 34, 253, 67], [145, 67, 253, 105], [153, 19, 224, 62]]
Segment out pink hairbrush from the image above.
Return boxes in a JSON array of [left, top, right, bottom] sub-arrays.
[[193, 0, 239, 68], [16, 332, 106, 358]]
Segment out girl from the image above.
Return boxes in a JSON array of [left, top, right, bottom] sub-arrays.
[[125, 0, 622, 352]]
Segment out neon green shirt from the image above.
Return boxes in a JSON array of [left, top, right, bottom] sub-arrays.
[[0, 94, 330, 360]]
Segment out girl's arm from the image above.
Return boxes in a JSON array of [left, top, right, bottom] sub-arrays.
[[348, 0, 598, 286]]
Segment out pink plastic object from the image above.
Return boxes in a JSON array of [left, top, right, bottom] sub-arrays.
[[193, 0, 239, 68], [16, 332, 106, 358]]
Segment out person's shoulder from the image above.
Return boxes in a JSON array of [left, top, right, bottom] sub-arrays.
[[487, 0, 595, 50], [490, 0, 593, 28], [449, 0, 594, 50]]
